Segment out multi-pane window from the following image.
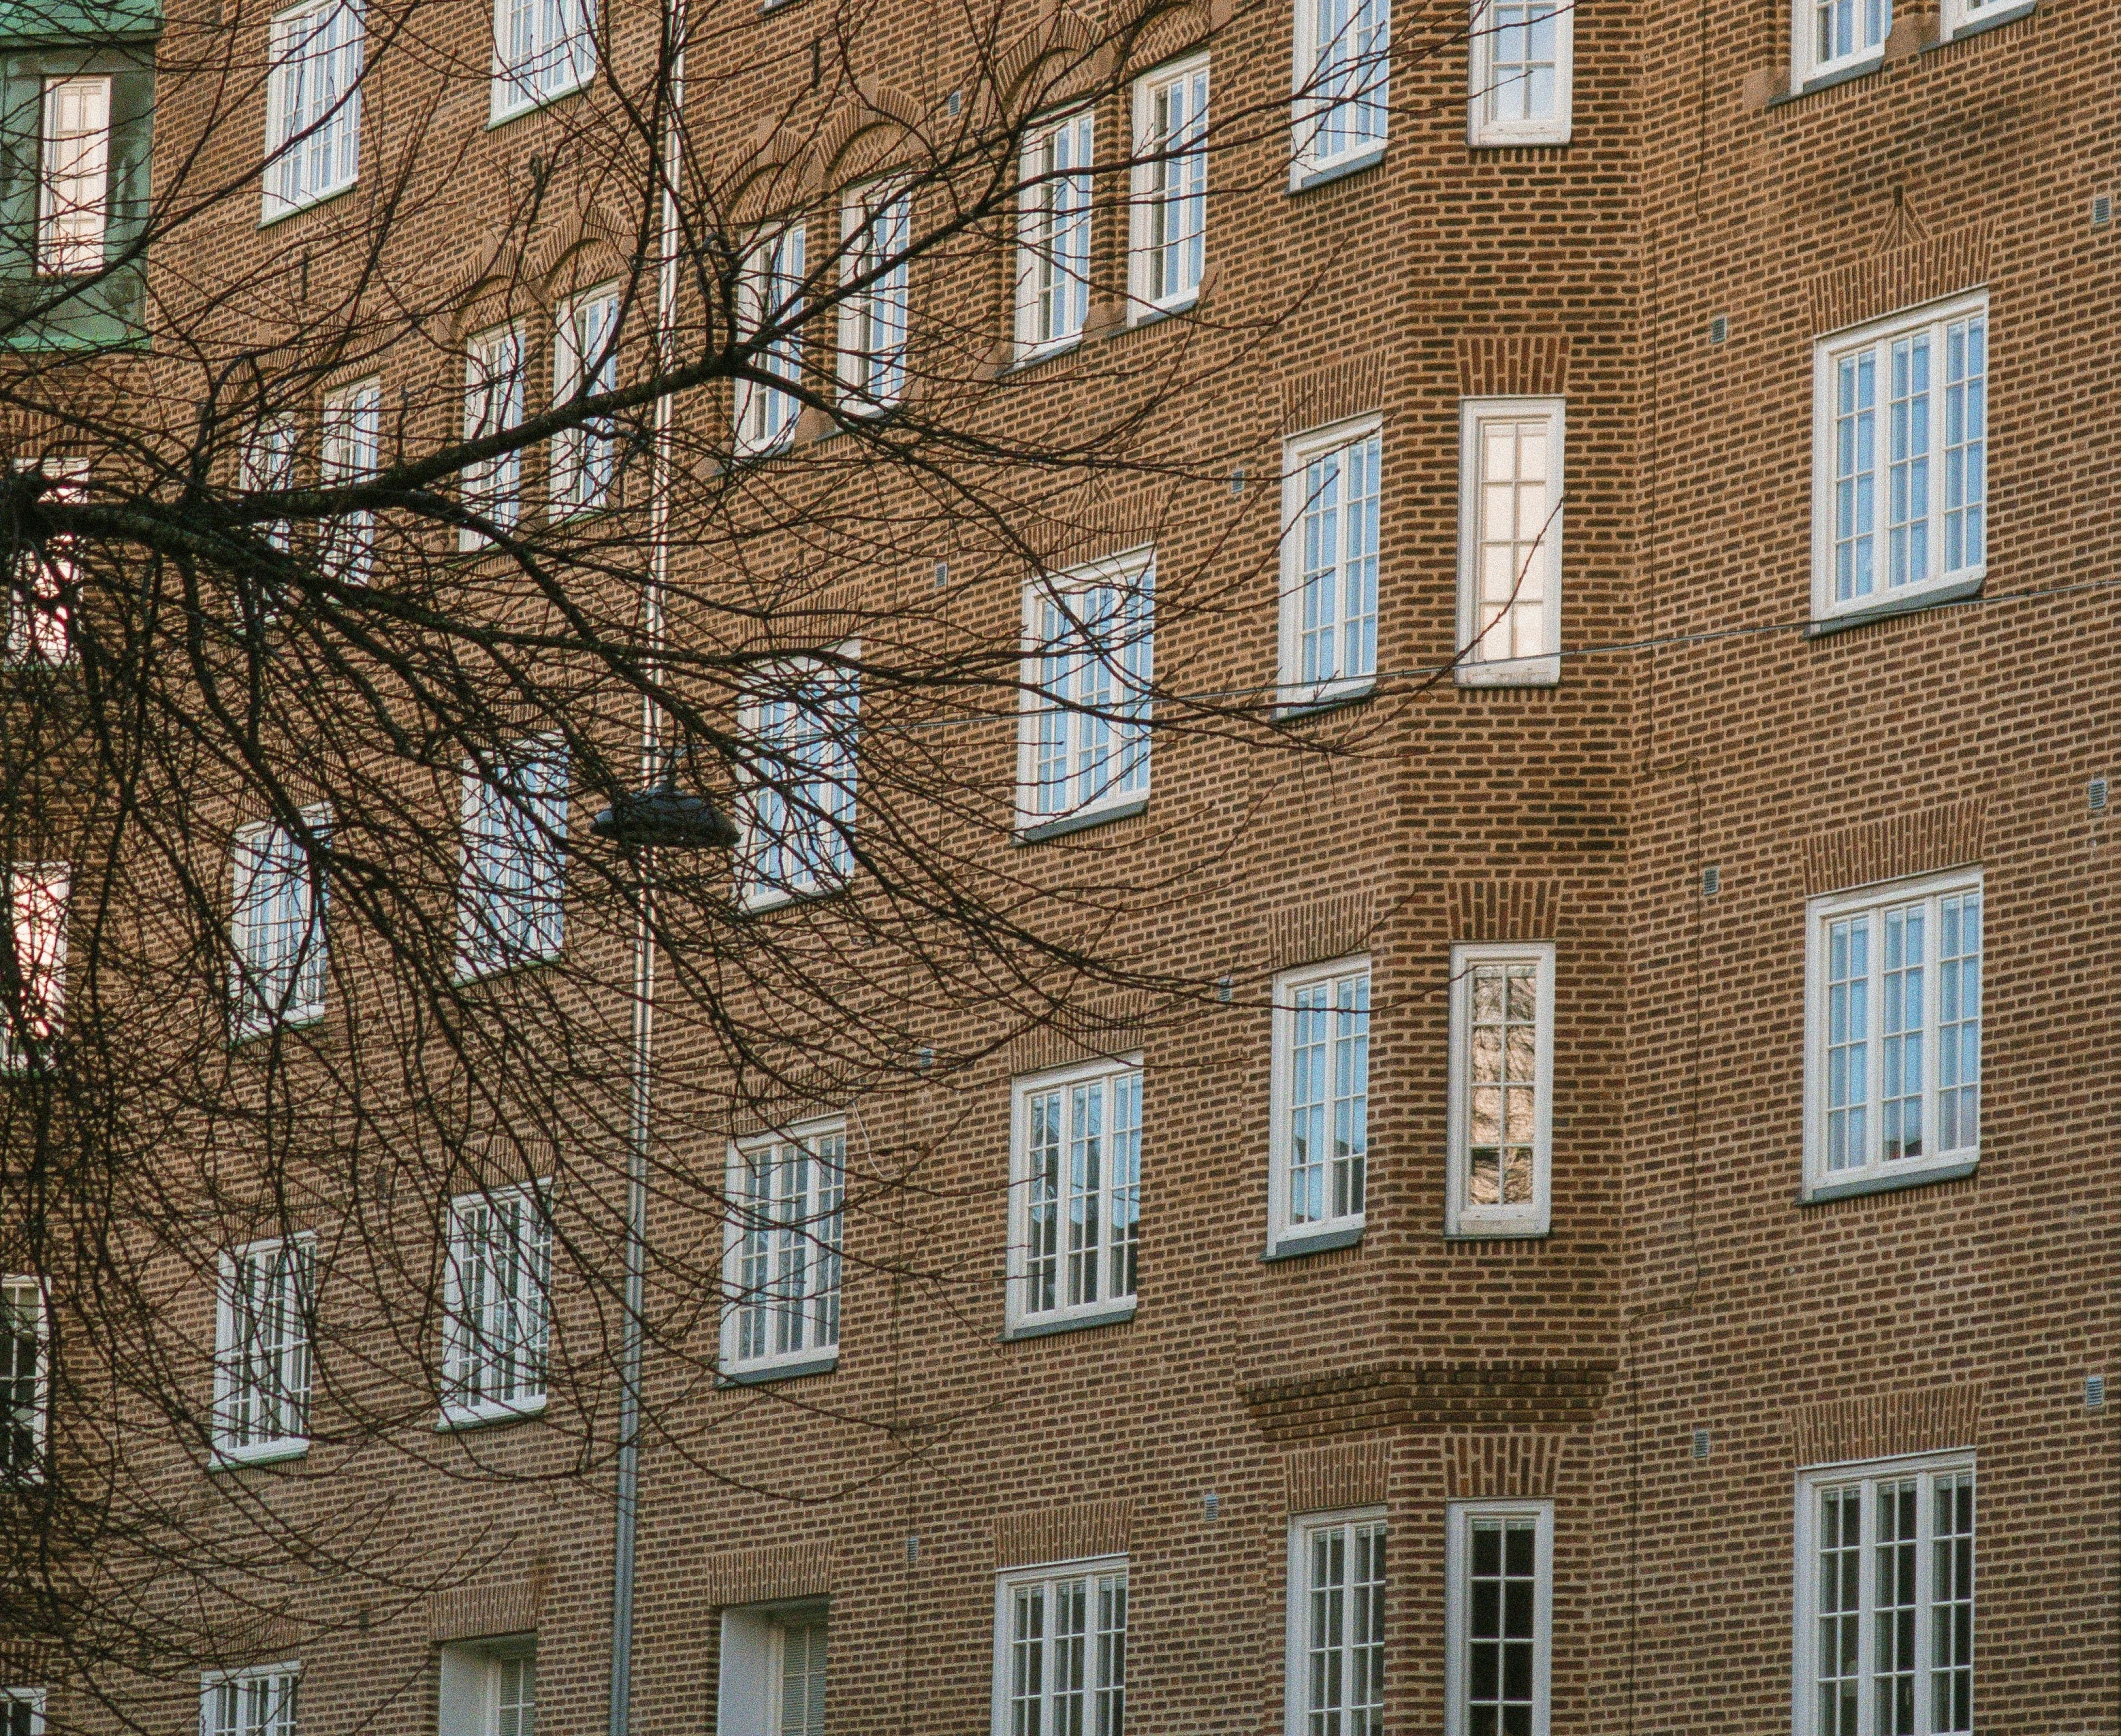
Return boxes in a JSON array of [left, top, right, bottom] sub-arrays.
[[550, 286, 619, 513], [736, 656, 860, 908], [837, 188, 910, 413], [1447, 943, 1553, 1238], [1268, 958, 1370, 1255], [1014, 109, 1093, 358], [1794, 0, 1890, 86], [735, 224, 806, 456], [1129, 57, 1208, 317], [239, 418, 297, 558], [1017, 551, 1155, 834], [264, 0, 363, 218], [994, 1557, 1127, 1736], [320, 378, 381, 582], [1009, 1057, 1142, 1334], [441, 1183, 550, 1422], [1290, 0, 1389, 184], [2, 1277, 46, 1483], [492, 0, 595, 119], [1457, 397, 1563, 685], [1797, 1454, 1974, 1736], [1, 863, 68, 1072], [493, 1654, 534, 1736], [1445, 1501, 1553, 1736], [717, 1605, 827, 1736], [7, 458, 85, 663], [461, 322, 526, 547], [37, 76, 111, 275], [213, 1235, 314, 1460], [201, 1667, 300, 1736], [2, 1689, 43, 1736], [439, 1644, 535, 1736], [1806, 869, 1981, 1197], [230, 805, 329, 1036], [1287, 1511, 1384, 1736], [1467, 1, 1573, 146], [1280, 419, 1381, 707], [1813, 296, 1987, 624], [456, 740, 567, 979], [722, 1124, 845, 1379]]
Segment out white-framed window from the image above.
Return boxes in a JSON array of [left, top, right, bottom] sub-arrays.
[[1457, 396, 1563, 687], [1793, 0, 1890, 89], [1128, 55, 1208, 318], [212, 1234, 314, 1462], [1467, 1, 1572, 147], [1289, 0, 1389, 187], [721, 1122, 845, 1380], [1938, 0, 2033, 40], [1016, 549, 1155, 835], [734, 223, 806, 456], [1014, 107, 1094, 359], [438, 1641, 536, 1736], [441, 1182, 550, 1425], [1804, 868, 1982, 1198], [2, 1688, 44, 1736], [456, 739, 567, 980], [1007, 1056, 1142, 1335], [1279, 416, 1381, 708], [239, 418, 297, 558], [201, 1666, 300, 1736], [461, 322, 526, 547], [1286, 1510, 1385, 1736], [230, 805, 329, 1036], [492, 0, 595, 120], [1446, 943, 1553, 1239], [1445, 1500, 1553, 1736], [1, 863, 68, 1073], [992, 1556, 1128, 1736], [551, 285, 620, 514], [1812, 294, 1987, 626], [263, 0, 363, 219], [37, 76, 110, 276], [717, 1603, 827, 1736], [735, 653, 860, 909], [1267, 956, 1370, 1257], [1794, 1452, 1975, 1736], [8, 457, 85, 664], [2, 1277, 48, 1484], [320, 378, 381, 582], [837, 187, 910, 413]]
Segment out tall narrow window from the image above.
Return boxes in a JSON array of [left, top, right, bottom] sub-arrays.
[[1, 864, 67, 1072], [264, 0, 363, 218], [717, 1607, 827, 1736], [1445, 1501, 1553, 1736], [239, 418, 297, 559], [1290, 0, 1389, 186], [2, 1689, 43, 1736], [735, 225, 806, 456], [1016, 550, 1155, 836], [213, 1235, 314, 1461], [1267, 956, 1370, 1257], [320, 379, 381, 581], [736, 655, 860, 908], [1457, 397, 1563, 686], [441, 1183, 550, 1423], [439, 1642, 536, 1736], [1129, 56, 1208, 318], [201, 1668, 300, 1736], [1008, 1057, 1142, 1336], [994, 1558, 1127, 1736], [551, 286, 620, 513], [37, 77, 111, 275], [1279, 418, 1381, 707], [492, 0, 595, 119], [721, 1123, 845, 1381], [1286, 1511, 1384, 1736], [230, 806, 329, 1036], [1794, 0, 1890, 89], [1467, 1, 1572, 146], [461, 322, 526, 547], [2, 1277, 47, 1483], [456, 739, 567, 979], [837, 188, 910, 413], [1446, 943, 1554, 1239], [1014, 109, 1093, 358], [7, 458, 85, 664]]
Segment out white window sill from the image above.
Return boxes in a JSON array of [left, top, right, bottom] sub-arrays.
[[1007, 335, 1085, 374], [1124, 293, 1200, 331], [1467, 123, 1573, 149], [258, 178, 358, 230], [1262, 1223, 1364, 1262], [732, 431, 798, 462], [230, 1007, 325, 1047], [1275, 676, 1376, 719], [1001, 1300, 1136, 1342], [1015, 797, 1149, 844], [1801, 1154, 1978, 1205], [1806, 571, 1984, 638], [211, 1438, 310, 1471], [1936, 0, 2037, 44], [1288, 142, 1387, 194], [717, 1351, 839, 1387], [435, 1395, 547, 1432], [487, 71, 593, 129], [1455, 653, 1560, 688], [738, 875, 850, 914], [1780, 53, 1887, 101], [1446, 1211, 1551, 1241], [452, 947, 562, 987]]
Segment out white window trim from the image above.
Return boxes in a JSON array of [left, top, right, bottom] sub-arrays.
[[1938, 0, 2035, 40], [460, 321, 527, 549], [229, 803, 330, 1038], [991, 1554, 1129, 1736], [734, 645, 861, 912], [489, 0, 595, 123], [1283, 1508, 1387, 1736], [211, 1232, 315, 1467], [1, 862, 70, 1072], [1466, 0, 1574, 148], [1265, 953, 1371, 1258], [3, 1276, 49, 1485], [717, 1601, 828, 1736], [1444, 1499, 1554, 1736], [1445, 942, 1554, 1239], [550, 284, 621, 515], [2, 1689, 45, 1736], [1288, 0, 1391, 189], [37, 75, 111, 277], [1791, 0, 1892, 91], [836, 184, 911, 415], [261, 0, 364, 223], [199, 1665, 301, 1736], [734, 222, 807, 457], [1456, 395, 1564, 688], [718, 1117, 846, 1383], [437, 1180, 551, 1430], [1005, 1052, 1143, 1338], [454, 738, 568, 982], [1802, 865, 1983, 1201], [1126, 52, 1210, 322], [1278, 412, 1383, 712], [1013, 106, 1095, 363]]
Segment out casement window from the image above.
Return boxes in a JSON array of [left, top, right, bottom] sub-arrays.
[[1014, 108, 1093, 358], [461, 322, 526, 547], [263, 0, 362, 219], [0, 863, 67, 1072], [1007, 1056, 1142, 1336], [1467, 1, 1572, 147], [1267, 957, 1370, 1257], [456, 740, 567, 980], [837, 188, 910, 413], [1804, 868, 1982, 1200], [1016, 550, 1155, 837], [717, 1603, 827, 1736], [230, 806, 329, 1035], [2, 1689, 44, 1736], [721, 1123, 845, 1381], [213, 1235, 313, 1462], [1457, 397, 1563, 686], [2, 1277, 47, 1484], [1279, 417, 1381, 708], [1446, 944, 1554, 1239], [1938, 0, 2033, 40], [1794, 1453, 1975, 1736], [201, 1667, 299, 1736], [1812, 295, 1987, 626], [438, 1642, 536, 1736], [1286, 1511, 1384, 1736], [1793, 0, 1889, 89], [441, 1182, 550, 1424], [320, 378, 380, 581], [239, 418, 297, 558], [736, 655, 860, 909], [1128, 56, 1208, 318], [492, 0, 594, 119], [1445, 1501, 1553, 1736], [37, 76, 110, 275], [734, 225, 806, 456], [7, 458, 84, 663], [1289, 0, 1389, 187], [550, 286, 619, 513], [992, 1557, 1127, 1736]]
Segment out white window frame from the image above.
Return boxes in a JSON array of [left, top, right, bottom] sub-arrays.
[[1278, 414, 1382, 710], [7, 457, 85, 664], [837, 185, 911, 414], [230, 804, 330, 1037], [1013, 107, 1094, 360], [1803, 867, 1983, 1200], [1810, 293, 1988, 628], [1446, 942, 1554, 1239], [461, 322, 526, 548], [455, 739, 567, 981], [1266, 954, 1370, 1258], [1128, 54, 1209, 321], [199, 1666, 300, 1736], [1015, 547, 1155, 837], [1792, 0, 1891, 91], [717, 1602, 828, 1736], [550, 284, 620, 514], [262, 0, 363, 221], [2, 1276, 49, 1485], [438, 1640, 536, 1736], [37, 75, 111, 277], [1791, 1451, 1976, 1736], [212, 1234, 315, 1465], [1289, 0, 1390, 189], [320, 377, 381, 582], [1006, 1054, 1143, 1337], [2, 1688, 45, 1736], [719, 1119, 845, 1382], [1457, 395, 1564, 688], [1, 863, 68, 1073], [735, 650, 860, 911], [1467, 0, 1573, 147], [439, 1181, 551, 1427], [1444, 1500, 1554, 1736], [1284, 1509, 1386, 1736], [991, 1555, 1128, 1736], [491, 0, 595, 121], [1937, 0, 2034, 40], [239, 418, 297, 558], [735, 223, 806, 457]]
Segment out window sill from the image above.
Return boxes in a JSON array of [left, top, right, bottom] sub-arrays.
[[1445, 1215, 1550, 1241], [453, 947, 563, 988], [738, 876, 851, 916], [1772, 55, 1886, 104], [1119, 294, 1199, 334], [1262, 1224, 1364, 1262], [1467, 124, 1572, 149], [1000, 1301, 1136, 1342], [258, 179, 358, 231], [717, 1352, 839, 1387], [210, 1439, 310, 1471], [1455, 653, 1560, 688], [1800, 1156, 1978, 1205], [1933, 0, 2036, 45], [229, 1009, 326, 1048], [1288, 143, 1387, 194], [487, 73, 593, 130], [1806, 572, 1983, 638], [435, 1396, 547, 1432], [1015, 798, 1149, 845], [1275, 678, 1376, 720], [1005, 336, 1085, 376]]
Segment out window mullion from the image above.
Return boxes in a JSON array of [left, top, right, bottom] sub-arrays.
[[1912, 1470, 1934, 1736], [1856, 1477, 1876, 1736]]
